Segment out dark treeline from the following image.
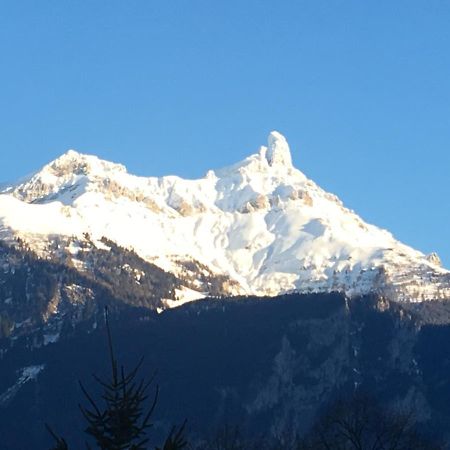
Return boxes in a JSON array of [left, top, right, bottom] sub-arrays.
[[49, 392, 442, 450], [47, 308, 442, 450], [186, 393, 442, 450]]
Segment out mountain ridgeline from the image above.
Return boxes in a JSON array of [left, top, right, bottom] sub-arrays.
[[0, 131, 449, 304], [0, 132, 449, 448]]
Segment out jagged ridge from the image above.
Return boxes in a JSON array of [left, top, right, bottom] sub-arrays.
[[0, 131, 448, 304]]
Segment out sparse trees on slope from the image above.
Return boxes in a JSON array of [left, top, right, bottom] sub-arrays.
[[303, 392, 442, 450]]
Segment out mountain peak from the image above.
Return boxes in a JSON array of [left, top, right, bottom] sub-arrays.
[[266, 131, 292, 167], [1, 132, 449, 304], [49, 150, 126, 177], [59, 149, 84, 159], [3, 150, 128, 204]]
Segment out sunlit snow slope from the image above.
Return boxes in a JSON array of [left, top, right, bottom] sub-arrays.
[[0, 132, 449, 303]]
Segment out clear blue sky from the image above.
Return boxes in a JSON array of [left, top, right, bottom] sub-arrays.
[[1, 1, 449, 266]]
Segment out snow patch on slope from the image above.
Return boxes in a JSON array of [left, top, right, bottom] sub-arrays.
[[0, 365, 45, 406]]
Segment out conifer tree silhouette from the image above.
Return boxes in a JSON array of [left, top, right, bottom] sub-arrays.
[[46, 424, 69, 450], [78, 308, 158, 449], [48, 307, 187, 450]]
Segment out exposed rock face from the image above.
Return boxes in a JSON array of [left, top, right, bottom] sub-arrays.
[[240, 194, 270, 213], [12, 150, 127, 204], [427, 252, 442, 267]]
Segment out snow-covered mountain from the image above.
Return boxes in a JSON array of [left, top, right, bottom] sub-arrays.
[[1, 131, 449, 304]]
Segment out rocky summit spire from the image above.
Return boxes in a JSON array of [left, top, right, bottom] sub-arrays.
[[266, 131, 292, 167]]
